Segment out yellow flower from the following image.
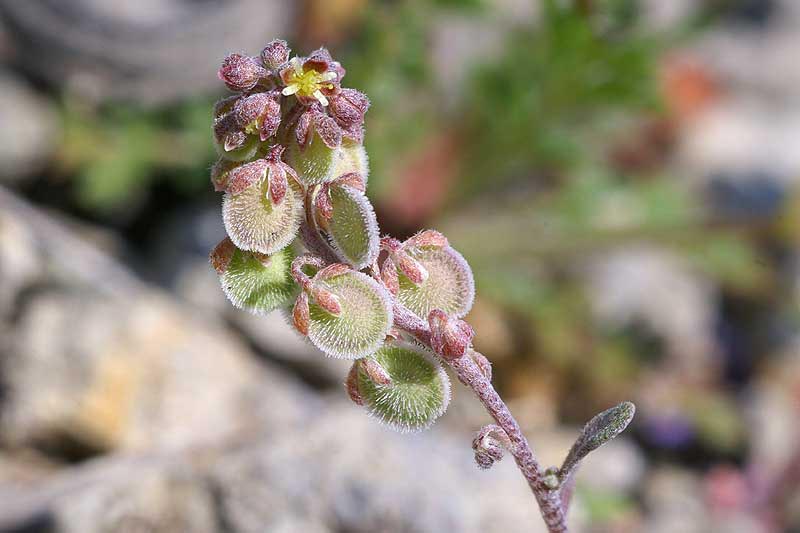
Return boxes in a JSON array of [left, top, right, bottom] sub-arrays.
[[281, 57, 337, 106]]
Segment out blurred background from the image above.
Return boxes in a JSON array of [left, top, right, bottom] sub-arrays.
[[0, 0, 798, 531]]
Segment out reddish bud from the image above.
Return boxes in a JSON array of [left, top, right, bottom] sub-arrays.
[[315, 114, 343, 149], [406, 229, 448, 249], [292, 291, 310, 336], [218, 53, 266, 92], [315, 262, 351, 280], [267, 163, 288, 205], [209, 237, 236, 274], [428, 309, 474, 360], [261, 39, 290, 70], [473, 425, 510, 470], [311, 285, 342, 316], [381, 256, 399, 296], [295, 109, 314, 148], [333, 172, 365, 192], [346, 363, 365, 406], [395, 251, 428, 285], [314, 183, 334, 220], [233, 93, 282, 141], [330, 88, 369, 128], [226, 159, 268, 195], [213, 95, 240, 120], [361, 358, 392, 386]]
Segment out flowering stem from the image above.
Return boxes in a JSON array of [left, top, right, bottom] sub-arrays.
[[393, 302, 569, 533]]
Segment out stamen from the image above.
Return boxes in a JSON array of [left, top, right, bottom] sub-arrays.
[[313, 90, 329, 106], [282, 84, 300, 96]]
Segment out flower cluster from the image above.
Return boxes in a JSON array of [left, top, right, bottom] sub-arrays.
[[210, 41, 476, 432]]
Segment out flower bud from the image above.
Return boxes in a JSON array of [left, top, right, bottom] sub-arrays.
[[346, 363, 365, 406], [473, 425, 510, 470], [330, 88, 370, 128], [292, 291, 310, 335], [226, 159, 269, 195], [209, 237, 236, 274], [428, 309, 474, 360], [261, 39, 290, 70], [218, 53, 267, 92], [233, 93, 282, 141]]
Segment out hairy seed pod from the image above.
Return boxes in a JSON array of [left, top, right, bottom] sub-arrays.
[[356, 341, 451, 433], [331, 141, 369, 187], [216, 244, 298, 314], [222, 169, 304, 255], [286, 131, 338, 186], [396, 245, 474, 320], [322, 185, 379, 270], [306, 270, 393, 359]]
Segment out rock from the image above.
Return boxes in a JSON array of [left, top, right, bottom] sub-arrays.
[[0, 72, 57, 183], [0, 406, 552, 533], [0, 0, 296, 105], [0, 186, 310, 455]]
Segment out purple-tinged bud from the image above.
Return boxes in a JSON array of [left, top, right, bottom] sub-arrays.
[[210, 159, 237, 192], [218, 53, 267, 92], [226, 159, 268, 195], [266, 163, 287, 205], [330, 88, 369, 128], [428, 309, 474, 360], [293, 291, 310, 336], [233, 93, 282, 141], [473, 425, 511, 470], [261, 39, 290, 70], [315, 114, 343, 149], [311, 285, 342, 316], [315, 183, 334, 220], [395, 251, 428, 285], [346, 363, 365, 406], [381, 256, 399, 296], [333, 172, 366, 192], [209, 237, 236, 274], [315, 262, 351, 280], [305, 47, 335, 73], [361, 358, 392, 386], [406, 229, 448, 249], [295, 109, 314, 148]]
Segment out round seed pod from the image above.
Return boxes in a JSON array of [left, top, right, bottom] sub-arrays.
[[322, 185, 379, 270], [331, 140, 369, 186], [307, 270, 393, 359], [396, 245, 474, 319], [218, 245, 298, 314], [286, 131, 337, 186], [356, 342, 451, 432], [222, 172, 304, 255]]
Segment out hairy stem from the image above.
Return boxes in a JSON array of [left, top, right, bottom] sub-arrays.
[[393, 302, 568, 532]]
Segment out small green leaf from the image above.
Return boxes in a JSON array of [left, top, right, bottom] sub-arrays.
[[323, 185, 379, 269], [307, 270, 393, 359], [287, 131, 337, 185], [397, 246, 474, 319], [222, 173, 304, 255], [560, 401, 636, 482], [357, 341, 451, 433], [220, 246, 299, 314]]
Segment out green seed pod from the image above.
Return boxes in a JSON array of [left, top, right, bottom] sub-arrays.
[[321, 185, 379, 270], [307, 270, 393, 359], [218, 245, 299, 314], [222, 172, 304, 255], [356, 342, 451, 433], [331, 140, 369, 186], [286, 131, 337, 186], [396, 245, 475, 319]]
